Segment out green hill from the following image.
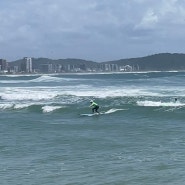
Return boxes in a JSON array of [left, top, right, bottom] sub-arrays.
[[8, 53, 185, 72], [103, 53, 185, 71]]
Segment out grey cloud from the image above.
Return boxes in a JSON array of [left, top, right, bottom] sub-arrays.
[[0, 0, 185, 61]]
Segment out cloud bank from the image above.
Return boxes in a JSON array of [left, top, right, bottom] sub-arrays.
[[0, 0, 185, 61]]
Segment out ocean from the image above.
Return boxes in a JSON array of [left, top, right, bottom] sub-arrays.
[[1, 72, 185, 185]]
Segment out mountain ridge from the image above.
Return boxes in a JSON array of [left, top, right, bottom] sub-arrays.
[[8, 53, 185, 72]]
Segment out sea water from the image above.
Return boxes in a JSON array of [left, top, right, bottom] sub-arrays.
[[1, 72, 185, 185]]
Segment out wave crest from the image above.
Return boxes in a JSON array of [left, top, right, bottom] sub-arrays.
[[137, 100, 185, 107]]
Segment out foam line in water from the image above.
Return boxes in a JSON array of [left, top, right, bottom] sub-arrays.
[[0, 75, 74, 84], [1, 84, 185, 102], [42, 105, 64, 113], [30, 75, 62, 83], [0, 103, 14, 110], [0, 103, 40, 110], [0, 88, 58, 101], [137, 100, 185, 107], [14, 103, 35, 109], [103, 108, 126, 114]]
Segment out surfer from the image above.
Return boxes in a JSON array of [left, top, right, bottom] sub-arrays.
[[89, 100, 100, 114]]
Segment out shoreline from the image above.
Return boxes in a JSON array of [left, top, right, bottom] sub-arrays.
[[0, 70, 183, 76]]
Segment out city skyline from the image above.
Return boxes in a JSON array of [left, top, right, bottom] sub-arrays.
[[2, 53, 185, 74]]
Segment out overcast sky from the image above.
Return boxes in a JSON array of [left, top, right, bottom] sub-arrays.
[[0, 0, 185, 62]]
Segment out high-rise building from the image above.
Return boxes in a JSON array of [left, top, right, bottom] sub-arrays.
[[0, 59, 7, 71], [22, 57, 32, 73]]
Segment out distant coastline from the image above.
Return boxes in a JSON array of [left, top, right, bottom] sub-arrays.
[[1, 53, 185, 74]]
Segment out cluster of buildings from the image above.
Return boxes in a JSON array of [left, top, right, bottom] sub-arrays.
[[0, 57, 33, 74], [0, 59, 8, 73], [0, 57, 137, 74]]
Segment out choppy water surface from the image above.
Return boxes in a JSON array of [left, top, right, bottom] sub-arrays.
[[1, 72, 185, 185]]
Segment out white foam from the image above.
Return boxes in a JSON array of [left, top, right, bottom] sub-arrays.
[[0, 103, 14, 110], [0, 75, 70, 84], [0, 88, 58, 101], [30, 75, 62, 83], [65, 87, 161, 98], [104, 108, 125, 114], [30, 75, 78, 83], [42, 105, 63, 113], [1, 83, 185, 102], [14, 103, 33, 109], [0, 87, 175, 102], [137, 100, 185, 107], [0, 103, 38, 110]]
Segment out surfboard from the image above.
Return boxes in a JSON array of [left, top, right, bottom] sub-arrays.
[[80, 108, 127, 117], [80, 113, 101, 117]]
